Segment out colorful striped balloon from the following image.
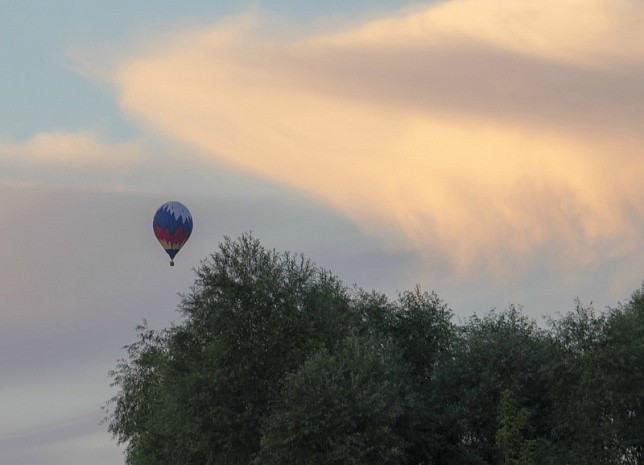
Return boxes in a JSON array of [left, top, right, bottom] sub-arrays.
[[153, 201, 193, 266]]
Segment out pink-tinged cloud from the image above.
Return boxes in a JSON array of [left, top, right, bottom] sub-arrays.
[[109, 0, 644, 278], [0, 131, 148, 170]]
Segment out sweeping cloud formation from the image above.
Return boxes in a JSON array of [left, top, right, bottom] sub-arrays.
[[109, 0, 644, 278]]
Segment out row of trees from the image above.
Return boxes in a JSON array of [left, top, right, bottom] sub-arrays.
[[106, 234, 644, 464]]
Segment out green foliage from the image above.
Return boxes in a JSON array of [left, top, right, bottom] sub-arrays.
[[255, 335, 407, 465], [435, 306, 553, 464], [546, 301, 618, 464], [601, 290, 644, 463], [105, 236, 644, 465], [545, 293, 644, 464], [496, 390, 536, 465]]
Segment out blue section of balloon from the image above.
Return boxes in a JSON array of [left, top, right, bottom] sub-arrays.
[[166, 249, 179, 259]]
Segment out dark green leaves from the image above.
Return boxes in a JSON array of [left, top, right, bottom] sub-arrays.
[[256, 336, 407, 465]]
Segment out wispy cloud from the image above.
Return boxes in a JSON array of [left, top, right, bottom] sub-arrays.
[[0, 131, 148, 170], [328, 0, 644, 68], [107, 0, 644, 278]]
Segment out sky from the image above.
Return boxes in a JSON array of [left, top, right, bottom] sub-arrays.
[[3, 0, 644, 463]]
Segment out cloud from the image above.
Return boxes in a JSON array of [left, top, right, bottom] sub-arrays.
[[107, 0, 644, 278], [325, 0, 644, 68], [0, 131, 148, 170]]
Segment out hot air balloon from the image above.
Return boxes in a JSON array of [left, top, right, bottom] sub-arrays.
[[153, 201, 193, 266]]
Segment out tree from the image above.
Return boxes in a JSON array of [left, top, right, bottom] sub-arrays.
[[601, 288, 644, 463], [386, 288, 459, 464], [255, 335, 408, 465], [437, 306, 553, 464], [106, 234, 359, 464], [348, 286, 458, 464], [546, 301, 616, 465], [105, 323, 180, 464]]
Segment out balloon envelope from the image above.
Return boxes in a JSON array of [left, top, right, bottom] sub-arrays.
[[153, 201, 193, 263]]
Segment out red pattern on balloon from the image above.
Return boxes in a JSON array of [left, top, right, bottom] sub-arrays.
[[154, 223, 191, 249]]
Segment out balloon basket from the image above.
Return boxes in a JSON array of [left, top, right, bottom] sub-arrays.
[[170, 260, 174, 266]]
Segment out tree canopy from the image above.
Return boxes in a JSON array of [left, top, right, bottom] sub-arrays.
[[106, 234, 644, 465]]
